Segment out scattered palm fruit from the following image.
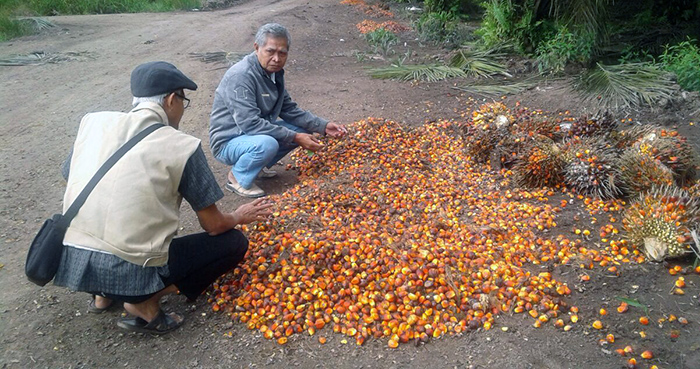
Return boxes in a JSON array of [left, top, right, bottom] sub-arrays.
[[623, 186, 700, 260], [675, 277, 685, 288], [639, 316, 649, 325], [592, 320, 603, 329], [641, 350, 654, 359], [214, 118, 582, 346], [617, 302, 629, 313], [356, 20, 409, 34], [205, 103, 699, 356]]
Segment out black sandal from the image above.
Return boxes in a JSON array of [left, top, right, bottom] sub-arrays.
[[88, 295, 115, 314], [117, 310, 184, 335]]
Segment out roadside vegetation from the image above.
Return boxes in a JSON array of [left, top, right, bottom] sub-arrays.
[[349, 0, 700, 108], [0, 0, 200, 41]]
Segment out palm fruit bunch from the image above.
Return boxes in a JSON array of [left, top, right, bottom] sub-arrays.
[[688, 180, 700, 198], [623, 185, 700, 261], [510, 108, 563, 141], [562, 136, 622, 199], [513, 135, 565, 188], [609, 124, 658, 150], [614, 125, 699, 185], [618, 149, 675, 199], [565, 111, 616, 138], [465, 102, 513, 164], [636, 130, 699, 185]]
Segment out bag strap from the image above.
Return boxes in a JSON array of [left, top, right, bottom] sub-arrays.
[[61, 124, 164, 225]]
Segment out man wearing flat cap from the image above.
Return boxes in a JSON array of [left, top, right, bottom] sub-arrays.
[[53, 61, 272, 335]]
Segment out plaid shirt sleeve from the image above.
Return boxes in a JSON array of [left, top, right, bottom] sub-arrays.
[[179, 145, 224, 211]]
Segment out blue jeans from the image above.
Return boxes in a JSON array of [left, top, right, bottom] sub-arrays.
[[215, 120, 309, 188]]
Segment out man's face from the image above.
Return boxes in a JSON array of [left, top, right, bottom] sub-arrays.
[[165, 90, 187, 129], [254, 36, 289, 74]]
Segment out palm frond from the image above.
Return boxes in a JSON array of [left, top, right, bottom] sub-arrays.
[[368, 64, 467, 82], [189, 51, 247, 65], [449, 49, 512, 78], [16, 17, 56, 31], [566, 0, 608, 34], [574, 62, 676, 110], [453, 77, 541, 97], [0, 51, 95, 66]]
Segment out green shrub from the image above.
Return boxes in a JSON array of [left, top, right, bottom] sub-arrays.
[[364, 28, 398, 57], [415, 11, 472, 46], [0, 12, 31, 41], [659, 38, 700, 92], [23, 0, 200, 15], [0, 0, 200, 17], [424, 0, 460, 13], [535, 26, 595, 74], [0, 0, 200, 40], [476, 0, 551, 54]]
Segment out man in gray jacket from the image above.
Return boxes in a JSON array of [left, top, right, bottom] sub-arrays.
[[209, 23, 347, 198]]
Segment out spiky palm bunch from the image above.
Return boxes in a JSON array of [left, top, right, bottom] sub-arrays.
[[465, 102, 513, 163], [513, 136, 565, 188], [609, 124, 659, 150], [623, 186, 700, 261], [612, 125, 699, 185], [512, 111, 563, 141], [567, 111, 617, 138], [636, 131, 699, 186], [619, 149, 675, 199], [688, 180, 700, 198], [562, 136, 622, 199]]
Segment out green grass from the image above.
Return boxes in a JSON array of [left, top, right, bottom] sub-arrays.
[[659, 38, 700, 92], [0, 0, 201, 41]]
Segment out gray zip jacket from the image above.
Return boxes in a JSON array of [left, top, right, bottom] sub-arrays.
[[209, 52, 328, 157]]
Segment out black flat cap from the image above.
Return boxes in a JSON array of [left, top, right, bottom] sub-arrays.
[[130, 61, 198, 97]]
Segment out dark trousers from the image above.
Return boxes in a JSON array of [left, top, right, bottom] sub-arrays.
[[100, 229, 248, 304]]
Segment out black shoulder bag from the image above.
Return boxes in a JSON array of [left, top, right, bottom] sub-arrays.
[[25, 124, 164, 286]]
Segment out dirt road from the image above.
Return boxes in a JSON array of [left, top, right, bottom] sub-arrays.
[[1, 0, 699, 368]]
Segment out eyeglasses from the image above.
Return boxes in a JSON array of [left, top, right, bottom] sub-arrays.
[[173, 92, 190, 109]]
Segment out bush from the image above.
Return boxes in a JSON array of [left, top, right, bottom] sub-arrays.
[[364, 28, 398, 57], [415, 11, 472, 46], [0, 0, 201, 18], [0, 12, 31, 41], [536, 26, 595, 74], [0, 0, 200, 40], [476, 0, 551, 54], [659, 38, 700, 92]]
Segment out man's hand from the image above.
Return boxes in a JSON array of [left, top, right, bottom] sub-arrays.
[[197, 199, 274, 235], [233, 198, 274, 225], [325, 122, 347, 138], [294, 132, 324, 152]]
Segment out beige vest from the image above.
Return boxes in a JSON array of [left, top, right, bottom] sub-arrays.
[[63, 103, 200, 267]]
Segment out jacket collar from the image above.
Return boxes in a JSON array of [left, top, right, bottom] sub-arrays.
[[132, 102, 170, 126]]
